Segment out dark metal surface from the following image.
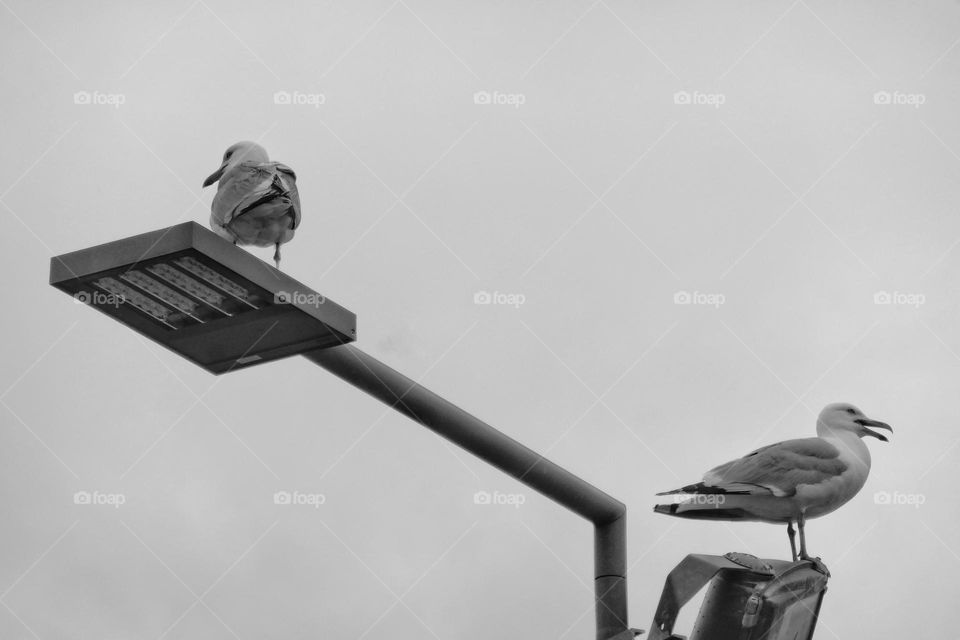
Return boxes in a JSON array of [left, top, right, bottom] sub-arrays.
[[303, 344, 630, 640], [49, 222, 355, 373], [650, 553, 828, 640]]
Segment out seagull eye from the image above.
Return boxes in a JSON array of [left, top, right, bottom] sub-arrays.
[[846, 408, 856, 414]]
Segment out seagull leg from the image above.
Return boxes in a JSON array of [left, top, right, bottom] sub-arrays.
[[274, 243, 281, 270], [797, 514, 809, 559], [797, 513, 830, 576], [787, 521, 798, 562]]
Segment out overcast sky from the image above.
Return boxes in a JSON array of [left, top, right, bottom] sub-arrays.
[[2, 1, 959, 638]]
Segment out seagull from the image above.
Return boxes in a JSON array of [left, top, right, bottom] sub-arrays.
[[202, 141, 301, 269], [653, 403, 891, 572]]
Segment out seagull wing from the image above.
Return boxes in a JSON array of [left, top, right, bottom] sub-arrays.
[[210, 162, 262, 230], [210, 162, 301, 247], [700, 437, 846, 497], [274, 163, 301, 230], [226, 163, 296, 222]]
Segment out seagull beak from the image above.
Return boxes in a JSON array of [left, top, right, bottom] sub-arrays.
[[856, 418, 893, 442], [202, 163, 226, 188]]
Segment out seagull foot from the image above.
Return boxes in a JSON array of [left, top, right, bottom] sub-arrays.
[[799, 555, 831, 577]]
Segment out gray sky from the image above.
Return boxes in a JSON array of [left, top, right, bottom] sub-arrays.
[[2, 0, 959, 638]]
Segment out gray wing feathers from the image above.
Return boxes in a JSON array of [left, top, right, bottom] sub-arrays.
[[702, 437, 846, 497]]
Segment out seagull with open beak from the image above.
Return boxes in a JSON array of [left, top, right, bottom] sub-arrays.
[[654, 403, 892, 574], [202, 141, 301, 269]]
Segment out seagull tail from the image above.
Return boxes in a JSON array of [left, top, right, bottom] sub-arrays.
[[656, 482, 769, 496], [653, 502, 752, 521], [654, 481, 775, 521], [656, 482, 732, 496]]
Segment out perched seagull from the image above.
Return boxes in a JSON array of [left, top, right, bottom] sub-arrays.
[[202, 141, 301, 269], [654, 403, 892, 571]]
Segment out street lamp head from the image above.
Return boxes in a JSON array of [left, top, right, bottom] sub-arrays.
[[50, 222, 356, 374]]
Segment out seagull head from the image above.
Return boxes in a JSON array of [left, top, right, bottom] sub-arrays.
[[817, 403, 893, 442], [202, 141, 270, 187]]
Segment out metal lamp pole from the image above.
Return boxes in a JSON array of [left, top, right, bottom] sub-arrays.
[[303, 345, 631, 640]]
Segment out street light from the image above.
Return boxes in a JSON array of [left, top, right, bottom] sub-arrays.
[[648, 552, 828, 640], [50, 222, 356, 374], [50, 222, 637, 640]]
